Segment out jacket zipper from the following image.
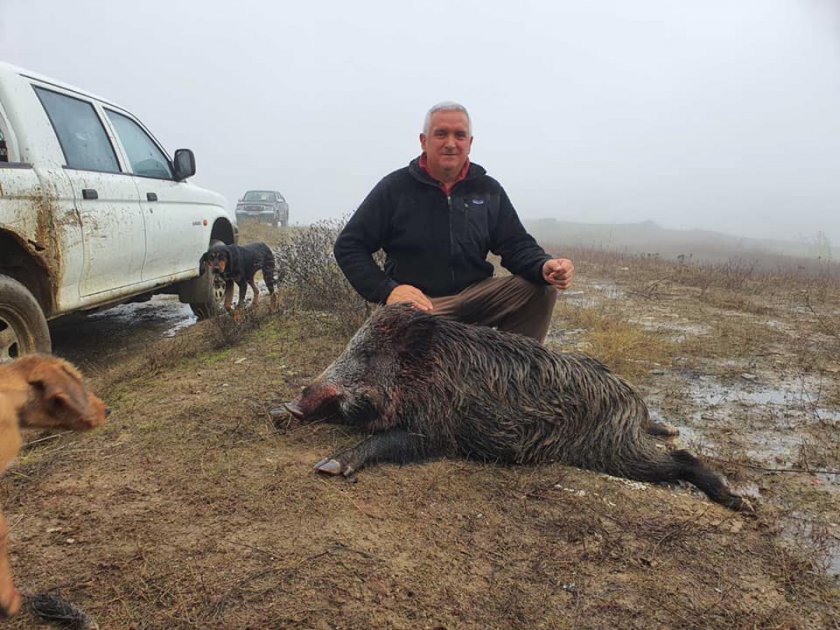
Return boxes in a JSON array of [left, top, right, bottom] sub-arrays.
[[447, 194, 456, 287]]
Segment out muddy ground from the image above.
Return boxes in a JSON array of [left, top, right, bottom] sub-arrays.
[[3, 226, 839, 629]]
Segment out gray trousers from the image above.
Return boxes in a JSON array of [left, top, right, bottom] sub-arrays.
[[429, 275, 558, 343]]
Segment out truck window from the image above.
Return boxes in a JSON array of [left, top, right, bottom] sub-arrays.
[[105, 109, 173, 180], [33, 87, 120, 173]]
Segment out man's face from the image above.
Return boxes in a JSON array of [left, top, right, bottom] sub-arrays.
[[420, 110, 473, 182]]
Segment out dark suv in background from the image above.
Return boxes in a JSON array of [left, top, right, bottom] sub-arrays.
[[235, 190, 289, 227]]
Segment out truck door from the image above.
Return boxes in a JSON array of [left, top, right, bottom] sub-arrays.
[[34, 87, 146, 297], [103, 108, 210, 282]]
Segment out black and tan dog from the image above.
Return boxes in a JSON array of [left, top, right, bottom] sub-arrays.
[[199, 242, 280, 313], [0, 354, 108, 619]]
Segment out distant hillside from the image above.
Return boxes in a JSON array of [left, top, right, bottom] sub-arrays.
[[525, 219, 838, 267]]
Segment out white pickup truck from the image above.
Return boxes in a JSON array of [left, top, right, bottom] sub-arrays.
[[0, 62, 236, 359]]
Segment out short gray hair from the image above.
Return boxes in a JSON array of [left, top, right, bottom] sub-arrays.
[[423, 101, 472, 136]]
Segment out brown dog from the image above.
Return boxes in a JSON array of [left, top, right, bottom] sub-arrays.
[[0, 354, 107, 619]]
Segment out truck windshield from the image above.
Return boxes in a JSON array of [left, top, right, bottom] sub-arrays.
[[243, 191, 274, 202]]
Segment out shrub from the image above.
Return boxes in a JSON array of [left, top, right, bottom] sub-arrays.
[[276, 219, 373, 333]]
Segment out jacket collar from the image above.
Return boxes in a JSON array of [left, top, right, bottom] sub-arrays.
[[409, 155, 486, 193]]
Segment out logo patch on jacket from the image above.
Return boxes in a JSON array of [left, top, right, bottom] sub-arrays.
[[470, 198, 485, 205]]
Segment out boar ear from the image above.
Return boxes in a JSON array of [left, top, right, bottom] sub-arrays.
[[393, 311, 438, 361]]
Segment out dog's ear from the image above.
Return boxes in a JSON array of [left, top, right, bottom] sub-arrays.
[[225, 246, 237, 273], [20, 358, 107, 431], [199, 251, 208, 275]]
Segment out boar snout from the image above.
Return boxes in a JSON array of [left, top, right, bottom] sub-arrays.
[[283, 401, 305, 419], [288, 381, 344, 421]]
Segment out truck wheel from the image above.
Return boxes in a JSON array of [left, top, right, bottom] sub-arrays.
[[189, 240, 227, 319], [0, 275, 51, 359]]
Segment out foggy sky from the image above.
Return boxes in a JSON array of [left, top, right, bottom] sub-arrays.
[[2, 0, 839, 246]]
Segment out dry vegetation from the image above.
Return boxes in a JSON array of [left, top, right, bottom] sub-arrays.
[[2, 225, 839, 628]]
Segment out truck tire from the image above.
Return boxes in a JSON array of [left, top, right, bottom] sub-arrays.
[[0, 275, 51, 359], [189, 239, 227, 319]]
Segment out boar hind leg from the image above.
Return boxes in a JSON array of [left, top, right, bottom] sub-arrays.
[[644, 419, 680, 437], [670, 450, 753, 513], [315, 429, 434, 478]]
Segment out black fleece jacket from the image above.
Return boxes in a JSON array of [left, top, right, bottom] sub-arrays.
[[333, 157, 552, 304]]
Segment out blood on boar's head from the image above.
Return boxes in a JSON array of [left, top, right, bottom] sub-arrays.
[[286, 305, 436, 426]]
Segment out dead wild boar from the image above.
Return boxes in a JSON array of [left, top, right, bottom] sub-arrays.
[[285, 304, 752, 512]]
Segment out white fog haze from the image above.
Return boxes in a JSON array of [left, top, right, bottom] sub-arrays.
[[2, 0, 839, 249]]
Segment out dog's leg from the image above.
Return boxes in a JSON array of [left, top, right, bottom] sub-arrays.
[[237, 281, 248, 309], [223, 282, 234, 313], [262, 261, 277, 312], [0, 386, 23, 618], [0, 514, 21, 618], [248, 278, 260, 309]]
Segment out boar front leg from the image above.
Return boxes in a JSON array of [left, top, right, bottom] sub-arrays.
[[315, 429, 435, 478]]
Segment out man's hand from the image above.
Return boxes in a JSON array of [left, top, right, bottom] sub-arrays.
[[542, 258, 575, 291], [386, 284, 434, 312]]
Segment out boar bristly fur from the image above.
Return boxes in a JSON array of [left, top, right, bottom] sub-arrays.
[[288, 304, 751, 512]]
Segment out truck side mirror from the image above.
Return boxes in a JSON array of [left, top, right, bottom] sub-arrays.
[[173, 148, 196, 181]]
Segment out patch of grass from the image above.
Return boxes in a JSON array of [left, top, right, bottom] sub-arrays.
[[143, 335, 202, 374], [698, 288, 777, 316], [678, 314, 781, 360], [552, 301, 674, 383], [204, 305, 274, 349], [237, 221, 290, 249]]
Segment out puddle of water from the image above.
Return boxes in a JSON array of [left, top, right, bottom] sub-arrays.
[[562, 292, 599, 309], [688, 377, 840, 426], [650, 372, 840, 575], [741, 432, 806, 463], [51, 295, 197, 365], [88, 295, 193, 322], [589, 283, 624, 299], [562, 283, 625, 309], [87, 297, 196, 338]]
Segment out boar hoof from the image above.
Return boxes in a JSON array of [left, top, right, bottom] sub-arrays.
[[646, 421, 680, 437], [314, 457, 355, 477], [733, 495, 756, 515]]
